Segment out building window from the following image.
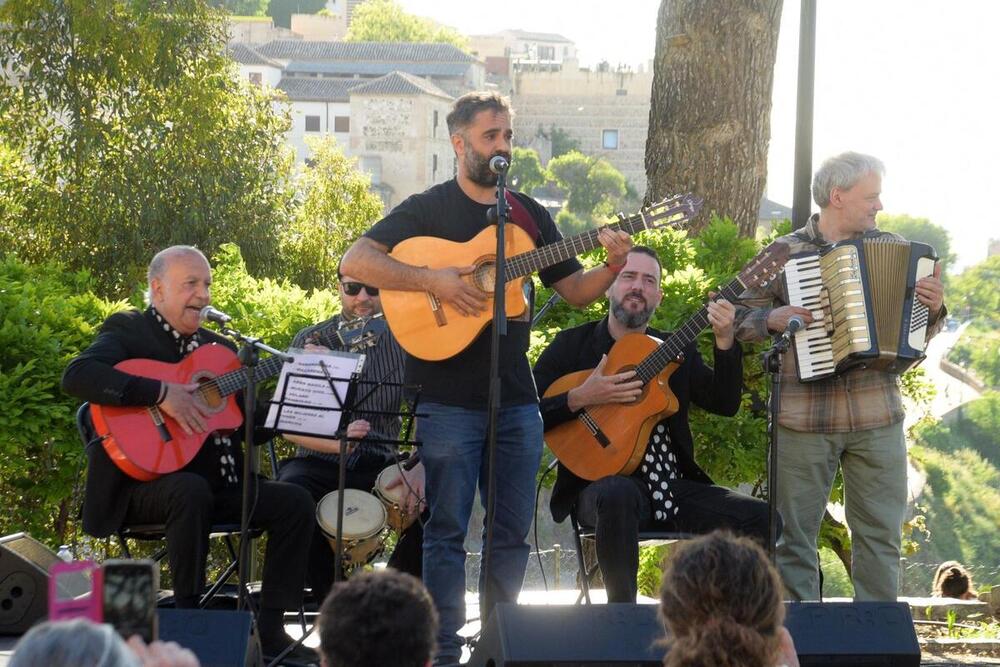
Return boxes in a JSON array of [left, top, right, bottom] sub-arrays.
[[305, 115, 321, 132], [334, 116, 350, 133], [432, 154, 438, 180], [248, 72, 262, 85], [433, 110, 439, 138], [602, 129, 619, 150], [537, 45, 555, 61]]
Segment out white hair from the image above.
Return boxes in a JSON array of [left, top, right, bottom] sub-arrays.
[[811, 152, 885, 208], [10, 619, 140, 667]]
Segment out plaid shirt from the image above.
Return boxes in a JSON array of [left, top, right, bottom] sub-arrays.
[[733, 215, 945, 433]]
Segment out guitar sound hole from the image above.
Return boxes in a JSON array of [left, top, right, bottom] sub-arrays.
[[473, 260, 496, 293], [192, 373, 225, 412]]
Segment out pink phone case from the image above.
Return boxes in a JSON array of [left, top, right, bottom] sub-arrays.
[[48, 560, 103, 622]]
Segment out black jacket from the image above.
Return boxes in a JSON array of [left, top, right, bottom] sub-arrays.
[[532, 317, 743, 522], [62, 309, 253, 537]]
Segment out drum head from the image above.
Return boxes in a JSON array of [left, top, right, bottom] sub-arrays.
[[316, 489, 387, 541], [375, 464, 407, 504]]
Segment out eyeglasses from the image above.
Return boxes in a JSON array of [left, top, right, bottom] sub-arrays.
[[341, 282, 379, 297]]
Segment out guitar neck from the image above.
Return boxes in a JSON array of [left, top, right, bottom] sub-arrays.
[[213, 355, 286, 398], [504, 210, 654, 281], [633, 278, 744, 384]]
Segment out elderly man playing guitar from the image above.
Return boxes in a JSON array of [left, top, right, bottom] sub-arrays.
[[62, 245, 317, 663], [533, 245, 774, 603]]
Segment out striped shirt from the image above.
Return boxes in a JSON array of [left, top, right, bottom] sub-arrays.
[[733, 215, 945, 433], [290, 314, 406, 469]]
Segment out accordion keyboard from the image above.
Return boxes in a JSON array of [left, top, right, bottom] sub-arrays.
[[784, 254, 836, 379]]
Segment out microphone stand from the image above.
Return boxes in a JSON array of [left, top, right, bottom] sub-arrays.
[[219, 325, 293, 614], [762, 326, 794, 564], [482, 163, 509, 624]]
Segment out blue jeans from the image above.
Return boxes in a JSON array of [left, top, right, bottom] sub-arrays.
[[418, 402, 543, 666]]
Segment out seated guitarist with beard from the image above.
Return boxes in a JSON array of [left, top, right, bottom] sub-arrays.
[[62, 245, 318, 663], [533, 246, 774, 603]]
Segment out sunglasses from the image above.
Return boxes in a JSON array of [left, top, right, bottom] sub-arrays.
[[341, 281, 379, 297]]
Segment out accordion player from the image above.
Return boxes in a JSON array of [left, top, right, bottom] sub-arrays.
[[783, 236, 938, 382]]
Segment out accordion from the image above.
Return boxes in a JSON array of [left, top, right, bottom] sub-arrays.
[[783, 236, 937, 382]]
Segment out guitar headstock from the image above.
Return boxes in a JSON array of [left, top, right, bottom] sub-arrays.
[[628, 193, 704, 233], [312, 313, 385, 352], [737, 242, 791, 289]]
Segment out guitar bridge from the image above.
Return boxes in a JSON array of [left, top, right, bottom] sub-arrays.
[[426, 292, 447, 327], [577, 410, 610, 448], [147, 406, 173, 443]]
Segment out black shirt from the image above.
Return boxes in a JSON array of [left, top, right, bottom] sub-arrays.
[[365, 179, 581, 408]]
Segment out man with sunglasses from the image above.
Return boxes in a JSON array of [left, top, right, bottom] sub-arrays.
[[276, 263, 426, 603], [341, 91, 632, 666]]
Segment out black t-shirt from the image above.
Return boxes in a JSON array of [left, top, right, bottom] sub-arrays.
[[364, 179, 582, 408]]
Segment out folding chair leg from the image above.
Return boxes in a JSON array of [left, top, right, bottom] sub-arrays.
[[570, 513, 592, 605]]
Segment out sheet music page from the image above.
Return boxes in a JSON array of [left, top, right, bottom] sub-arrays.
[[264, 349, 366, 436]]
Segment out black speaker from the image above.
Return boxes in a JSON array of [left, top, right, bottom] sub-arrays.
[[468, 603, 665, 666], [158, 608, 254, 667], [0, 533, 60, 635], [786, 601, 920, 667], [469, 601, 922, 667]]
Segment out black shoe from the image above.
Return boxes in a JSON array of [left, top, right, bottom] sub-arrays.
[[261, 635, 319, 666]]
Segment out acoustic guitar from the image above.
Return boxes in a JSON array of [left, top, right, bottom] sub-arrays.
[[91, 315, 378, 481], [380, 194, 702, 361], [542, 242, 790, 480]]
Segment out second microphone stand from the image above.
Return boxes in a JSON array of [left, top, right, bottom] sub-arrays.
[[761, 332, 791, 564]]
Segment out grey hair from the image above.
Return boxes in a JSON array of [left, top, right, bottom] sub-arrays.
[[811, 152, 885, 208], [10, 619, 140, 667], [145, 245, 207, 303], [146, 245, 207, 288]]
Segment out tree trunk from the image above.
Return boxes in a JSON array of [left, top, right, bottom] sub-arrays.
[[645, 0, 783, 237]]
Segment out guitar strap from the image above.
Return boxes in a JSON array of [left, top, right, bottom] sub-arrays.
[[504, 191, 541, 244]]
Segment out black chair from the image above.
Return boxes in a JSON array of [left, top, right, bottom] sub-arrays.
[[569, 508, 693, 604], [74, 402, 264, 610]]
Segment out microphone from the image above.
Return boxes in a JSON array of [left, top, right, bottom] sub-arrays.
[[779, 315, 806, 345], [784, 315, 806, 335], [199, 305, 233, 325], [489, 155, 509, 174]]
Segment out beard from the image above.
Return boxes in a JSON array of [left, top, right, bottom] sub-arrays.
[[611, 292, 655, 329], [464, 144, 510, 188]]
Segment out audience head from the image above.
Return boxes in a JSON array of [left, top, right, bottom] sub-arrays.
[[932, 560, 976, 599], [10, 619, 139, 667], [318, 570, 438, 667], [658, 531, 787, 667]]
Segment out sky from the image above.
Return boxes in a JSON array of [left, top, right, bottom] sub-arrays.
[[396, 0, 999, 272]]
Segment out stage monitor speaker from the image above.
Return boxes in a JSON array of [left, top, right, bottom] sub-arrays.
[[158, 608, 254, 667], [0, 533, 61, 635], [468, 603, 665, 666], [469, 601, 921, 667], [786, 601, 920, 667]]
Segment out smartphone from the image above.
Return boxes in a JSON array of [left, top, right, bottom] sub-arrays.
[[48, 560, 102, 623], [101, 559, 158, 643]]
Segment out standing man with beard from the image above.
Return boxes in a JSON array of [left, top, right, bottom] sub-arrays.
[[340, 91, 632, 666], [533, 247, 772, 603]]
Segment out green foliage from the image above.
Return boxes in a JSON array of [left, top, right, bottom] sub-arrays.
[[208, 0, 268, 15], [915, 391, 1000, 469], [0, 0, 295, 297], [637, 544, 668, 597], [509, 147, 547, 195], [877, 213, 955, 274], [280, 137, 383, 291], [908, 438, 1000, 581], [818, 547, 854, 597], [951, 255, 1000, 325], [548, 151, 627, 223], [949, 325, 1000, 388], [345, 0, 469, 50], [0, 255, 126, 544], [266, 0, 325, 28], [537, 124, 580, 158]]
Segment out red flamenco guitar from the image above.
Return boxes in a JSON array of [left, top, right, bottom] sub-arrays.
[[91, 315, 378, 481], [90, 344, 285, 481], [542, 243, 790, 480]]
